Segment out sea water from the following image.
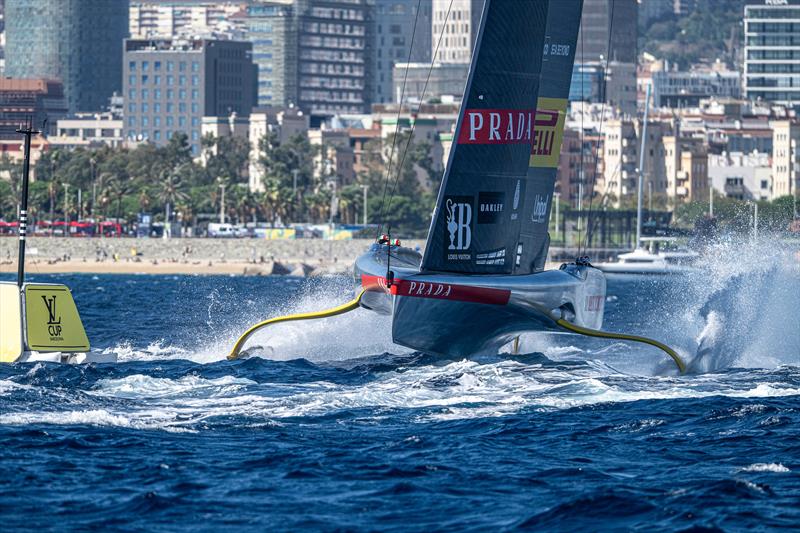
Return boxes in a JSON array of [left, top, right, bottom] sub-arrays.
[[1, 246, 799, 531]]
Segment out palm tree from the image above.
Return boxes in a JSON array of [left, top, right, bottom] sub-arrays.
[[157, 167, 189, 238], [106, 175, 133, 226]]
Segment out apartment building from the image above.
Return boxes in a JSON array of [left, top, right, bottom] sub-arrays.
[[771, 119, 800, 200]]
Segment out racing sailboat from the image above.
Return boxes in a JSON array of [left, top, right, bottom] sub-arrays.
[[229, 0, 685, 372], [354, 0, 606, 356]]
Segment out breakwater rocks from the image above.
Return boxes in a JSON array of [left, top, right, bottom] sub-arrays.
[[0, 237, 426, 277]]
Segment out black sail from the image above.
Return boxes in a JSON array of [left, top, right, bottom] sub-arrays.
[[421, 0, 583, 275]]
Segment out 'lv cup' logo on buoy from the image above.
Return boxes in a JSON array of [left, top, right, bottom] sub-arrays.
[[42, 295, 63, 337]]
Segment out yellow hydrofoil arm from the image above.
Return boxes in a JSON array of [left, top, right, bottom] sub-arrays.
[[228, 289, 367, 360], [555, 317, 686, 374]]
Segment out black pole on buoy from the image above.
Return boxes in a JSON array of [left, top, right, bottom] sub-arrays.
[[16, 117, 41, 287]]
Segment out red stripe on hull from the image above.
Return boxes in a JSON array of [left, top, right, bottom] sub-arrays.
[[360, 274, 510, 305]]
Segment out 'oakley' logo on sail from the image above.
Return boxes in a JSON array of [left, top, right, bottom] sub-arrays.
[[445, 197, 472, 253], [458, 109, 559, 146]]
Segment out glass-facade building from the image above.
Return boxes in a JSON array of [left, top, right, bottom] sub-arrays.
[[744, 0, 800, 106], [5, 0, 129, 113], [247, 2, 298, 107]]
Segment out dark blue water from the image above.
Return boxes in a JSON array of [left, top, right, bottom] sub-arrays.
[[1, 269, 799, 531]]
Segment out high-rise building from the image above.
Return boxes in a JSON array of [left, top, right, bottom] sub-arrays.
[[576, 0, 638, 64], [374, 0, 431, 104], [5, 0, 129, 113], [431, 0, 481, 64], [296, 0, 374, 120], [246, 1, 298, 107], [122, 38, 256, 154], [744, 0, 800, 107], [245, 0, 374, 119]]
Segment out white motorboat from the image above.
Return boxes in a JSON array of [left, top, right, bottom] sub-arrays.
[[595, 238, 699, 275]]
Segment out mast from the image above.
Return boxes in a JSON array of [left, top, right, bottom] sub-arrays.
[[635, 82, 651, 249], [16, 118, 40, 287]]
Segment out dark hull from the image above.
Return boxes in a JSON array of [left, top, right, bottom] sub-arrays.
[[354, 244, 606, 357]]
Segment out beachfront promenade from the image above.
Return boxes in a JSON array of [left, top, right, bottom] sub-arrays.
[[0, 237, 427, 276]]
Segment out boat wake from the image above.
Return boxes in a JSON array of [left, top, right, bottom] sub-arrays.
[[85, 238, 798, 380]]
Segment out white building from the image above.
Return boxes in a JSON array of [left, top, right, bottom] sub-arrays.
[[709, 152, 772, 201], [431, 0, 481, 64], [771, 119, 800, 200], [53, 112, 125, 148]]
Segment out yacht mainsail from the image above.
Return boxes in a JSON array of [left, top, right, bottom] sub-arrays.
[[421, 0, 583, 275]]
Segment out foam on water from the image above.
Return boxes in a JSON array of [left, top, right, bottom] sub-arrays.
[[2, 357, 800, 431]]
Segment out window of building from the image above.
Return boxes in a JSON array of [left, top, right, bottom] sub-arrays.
[[166, 102, 174, 112], [128, 103, 136, 113], [179, 90, 187, 100], [179, 117, 186, 127], [179, 62, 186, 72], [141, 75, 149, 84], [128, 129, 136, 138], [154, 61, 161, 72], [192, 130, 199, 140], [142, 89, 149, 100], [128, 89, 136, 100], [191, 117, 199, 127], [167, 61, 174, 72], [154, 89, 161, 99], [142, 117, 149, 127], [128, 117, 136, 126], [179, 103, 186, 113], [154, 102, 161, 113], [166, 116, 174, 127], [141, 103, 148, 113], [154, 130, 161, 141], [142, 61, 149, 72], [154, 75, 161, 85], [191, 103, 198, 113], [179, 75, 186, 86], [192, 61, 199, 72], [129, 61, 136, 72], [167, 89, 174, 100], [166, 130, 173, 140], [129, 75, 136, 85], [192, 75, 199, 86], [191, 89, 199, 100]]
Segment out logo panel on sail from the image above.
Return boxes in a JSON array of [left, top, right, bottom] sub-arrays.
[[529, 97, 567, 168], [443, 195, 473, 262]]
